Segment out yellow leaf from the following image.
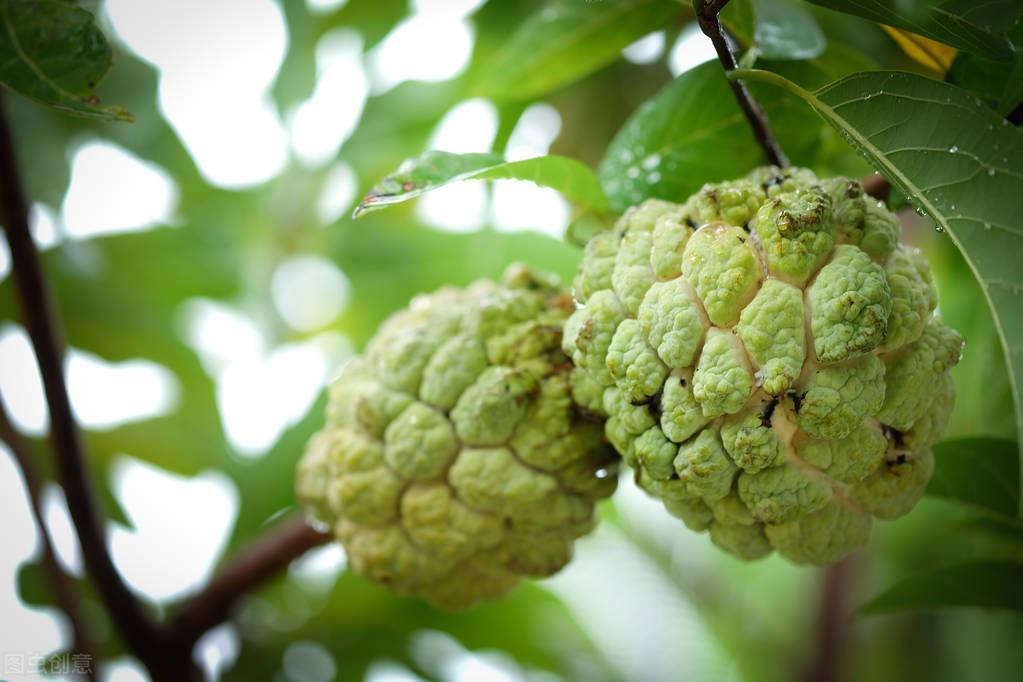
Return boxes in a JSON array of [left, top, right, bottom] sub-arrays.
[[882, 25, 958, 74]]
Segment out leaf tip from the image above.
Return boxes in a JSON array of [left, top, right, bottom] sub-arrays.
[[352, 192, 380, 219]]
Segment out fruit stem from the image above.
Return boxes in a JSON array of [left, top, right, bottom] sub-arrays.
[[694, 0, 790, 168], [803, 557, 856, 682]]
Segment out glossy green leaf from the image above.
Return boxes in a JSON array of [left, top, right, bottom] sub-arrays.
[[733, 68, 1023, 511], [0, 0, 132, 121], [354, 151, 609, 218], [860, 561, 1023, 614], [597, 47, 876, 211], [478, 0, 681, 102], [599, 62, 752, 210], [721, 0, 756, 49], [947, 21, 1023, 115], [805, 0, 1018, 62], [927, 438, 1020, 518], [751, 0, 826, 60]]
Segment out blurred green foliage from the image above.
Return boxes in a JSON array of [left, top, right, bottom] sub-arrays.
[[2, 0, 1023, 680]]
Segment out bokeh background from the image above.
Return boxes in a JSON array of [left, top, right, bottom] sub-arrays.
[[0, 1, 1020, 680]]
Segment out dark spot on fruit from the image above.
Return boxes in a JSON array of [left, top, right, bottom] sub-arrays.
[[760, 398, 778, 428], [649, 391, 663, 420], [679, 377, 687, 386], [881, 424, 906, 449]]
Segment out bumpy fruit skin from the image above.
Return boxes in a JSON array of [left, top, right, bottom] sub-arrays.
[[297, 266, 617, 609], [564, 167, 962, 564]]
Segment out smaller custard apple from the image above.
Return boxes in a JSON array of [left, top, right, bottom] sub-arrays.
[[564, 166, 962, 564], [297, 265, 617, 609]]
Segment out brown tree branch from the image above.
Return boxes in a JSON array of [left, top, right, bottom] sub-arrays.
[[0, 91, 330, 677], [0, 397, 97, 681], [169, 514, 330, 649], [694, 0, 789, 168], [0, 92, 192, 677]]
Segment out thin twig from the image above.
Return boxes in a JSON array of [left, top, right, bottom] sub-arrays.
[[169, 514, 331, 649], [694, 0, 789, 167], [803, 558, 855, 682], [0, 92, 329, 677], [0, 397, 97, 681], [0, 92, 177, 674]]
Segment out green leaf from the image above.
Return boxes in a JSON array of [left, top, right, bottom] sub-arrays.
[[947, 20, 1023, 115], [750, 0, 826, 60], [927, 438, 1021, 518], [860, 561, 1023, 614], [354, 151, 609, 218], [721, 0, 756, 49], [732, 68, 1023, 512], [958, 515, 1023, 545], [223, 576, 610, 682], [597, 47, 876, 211], [804, 0, 1018, 62], [599, 62, 752, 210], [0, 225, 241, 476], [0, 0, 132, 121], [477, 0, 681, 102]]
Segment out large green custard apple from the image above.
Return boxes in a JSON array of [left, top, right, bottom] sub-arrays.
[[297, 266, 617, 609], [564, 166, 962, 564]]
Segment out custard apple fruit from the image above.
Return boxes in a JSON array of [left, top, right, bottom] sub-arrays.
[[297, 266, 617, 609], [564, 166, 962, 564]]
